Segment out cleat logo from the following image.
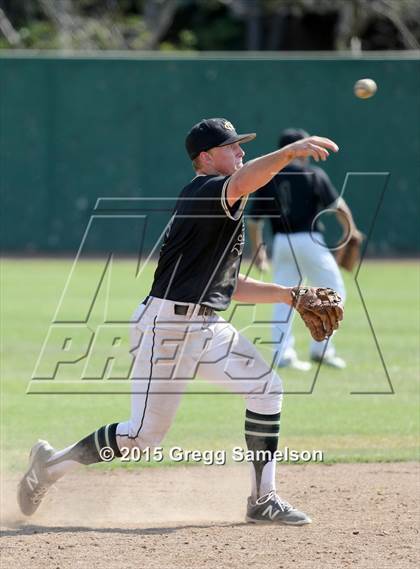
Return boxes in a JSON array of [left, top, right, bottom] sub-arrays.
[[262, 505, 280, 520], [26, 469, 39, 491]]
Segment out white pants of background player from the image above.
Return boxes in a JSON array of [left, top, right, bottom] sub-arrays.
[[272, 231, 346, 362], [117, 297, 282, 498]]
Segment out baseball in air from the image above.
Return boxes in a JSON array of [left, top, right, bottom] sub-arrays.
[[354, 78, 377, 99]]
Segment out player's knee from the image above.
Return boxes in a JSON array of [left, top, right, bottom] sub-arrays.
[[247, 393, 282, 415], [246, 372, 283, 415], [265, 386, 283, 414]]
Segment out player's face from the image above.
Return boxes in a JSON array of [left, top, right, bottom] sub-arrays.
[[207, 142, 245, 175]]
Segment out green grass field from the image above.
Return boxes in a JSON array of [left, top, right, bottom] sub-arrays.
[[1, 258, 419, 471]]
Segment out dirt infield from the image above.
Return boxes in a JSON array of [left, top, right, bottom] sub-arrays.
[[1, 463, 419, 569]]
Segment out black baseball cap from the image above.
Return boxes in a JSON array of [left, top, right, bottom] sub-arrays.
[[278, 128, 309, 148], [185, 118, 256, 160]]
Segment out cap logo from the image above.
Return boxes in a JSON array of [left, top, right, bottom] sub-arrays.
[[223, 121, 235, 131]]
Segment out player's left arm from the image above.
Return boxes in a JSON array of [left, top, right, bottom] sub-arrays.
[[234, 275, 344, 341], [233, 274, 292, 305]]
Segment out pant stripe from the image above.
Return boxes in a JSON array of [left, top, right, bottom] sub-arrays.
[[133, 315, 157, 439]]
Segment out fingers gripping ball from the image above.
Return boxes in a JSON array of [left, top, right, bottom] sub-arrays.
[[291, 287, 344, 342]]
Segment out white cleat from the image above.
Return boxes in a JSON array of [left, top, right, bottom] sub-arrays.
[[246, 491, 312, 525], [278, 356, 312, 371], [311, 354, 346, 369], [17, 440, 55, 516]]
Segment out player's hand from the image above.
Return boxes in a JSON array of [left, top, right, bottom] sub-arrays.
[[255, 247, 270, 273], [287, 136, 339, 162]]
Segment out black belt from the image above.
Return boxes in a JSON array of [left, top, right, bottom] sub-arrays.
[[174, 304, 214, 317], [142, 296, 214, 317]]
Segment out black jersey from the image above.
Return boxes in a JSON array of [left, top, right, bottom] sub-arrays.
[[150, 175, 247, 311], [249, 162, 338, 234]]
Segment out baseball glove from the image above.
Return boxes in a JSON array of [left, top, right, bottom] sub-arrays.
[[335, 232, 364, 272], [291, 287, 344, 342]]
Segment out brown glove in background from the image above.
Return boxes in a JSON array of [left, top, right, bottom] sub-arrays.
[[335, 231, 364, 272]]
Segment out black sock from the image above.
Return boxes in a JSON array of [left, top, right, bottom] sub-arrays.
[[245, 409, 281, 498], [48, 423, 122, 467]]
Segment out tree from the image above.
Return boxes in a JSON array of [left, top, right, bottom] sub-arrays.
[[0, 0, 419, 51]]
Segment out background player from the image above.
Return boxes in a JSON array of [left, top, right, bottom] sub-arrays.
[[18, 119, 340, 525], [248, 128, 361, 370]]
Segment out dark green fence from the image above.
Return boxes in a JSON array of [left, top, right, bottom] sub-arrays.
[[1, 53, 419, 255]]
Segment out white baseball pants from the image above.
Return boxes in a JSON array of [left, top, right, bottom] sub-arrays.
[[116, 297, 283, 451]]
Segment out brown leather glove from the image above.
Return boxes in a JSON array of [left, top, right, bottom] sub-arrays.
[[291, 287, 344, 342], [335, 231, 364, 272]]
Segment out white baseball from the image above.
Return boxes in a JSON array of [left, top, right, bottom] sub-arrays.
[[354, 78, 377, 99]]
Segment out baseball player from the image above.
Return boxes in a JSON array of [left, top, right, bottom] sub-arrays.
[[248, 128, 361, 370], [18, 118, 341, 525]]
